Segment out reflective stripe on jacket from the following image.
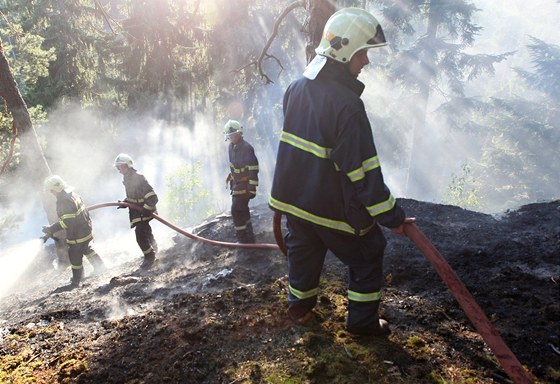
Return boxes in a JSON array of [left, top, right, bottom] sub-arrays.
[[229, 138, 259, 197], [122, 168, 158, 227], [49, 191, 93, 244], [270, 60, 404, 236]]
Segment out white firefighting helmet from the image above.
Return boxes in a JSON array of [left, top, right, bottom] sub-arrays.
[[43, 175, 67, 193], [223, 120, 243, 137], [114, 153, 134, 168], [304, 8, 387, 80]]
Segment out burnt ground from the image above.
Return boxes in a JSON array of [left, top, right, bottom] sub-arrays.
[[0, 199, 559, 383]]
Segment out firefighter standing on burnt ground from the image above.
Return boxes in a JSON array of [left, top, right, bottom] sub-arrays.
[[114, 153, 159, 269], [270, 8, 414, 336], [42, 175, 106, 289], [224, 120, 259, 243]]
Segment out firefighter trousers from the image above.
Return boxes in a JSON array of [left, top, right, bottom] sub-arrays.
[[134, 221, 157, 258], [231, 195, 254, 243], [68, 240, 104, 283], [285, 215, 387, 332]]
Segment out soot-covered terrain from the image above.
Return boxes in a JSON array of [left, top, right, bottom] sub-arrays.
[[0, 199, 558, 383]]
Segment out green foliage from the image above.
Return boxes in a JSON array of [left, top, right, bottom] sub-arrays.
[[0, 0, 556, 214], [114, 0, 214, 113], [5, 0, 108, 108], [163, 162, 212, 226], [0, 111, 19, 175], [0, 104, 48, 179], [373, 0, 509, 98], [441, 35, 559, 211], [515, 37, 560, 100], [0, 24, 56, 95], [445, 161, 480, 210]]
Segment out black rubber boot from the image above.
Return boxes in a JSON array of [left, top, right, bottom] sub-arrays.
[[245, 222, 256, 243], [347, 318, 391, 337], [87, 253, 107, 274], [70, 268, 83, 287], [236, 225, 255, 244], [140, 253, 156, 269]]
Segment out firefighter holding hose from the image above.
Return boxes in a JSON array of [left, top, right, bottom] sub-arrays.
[[42, 175, 106, 289], [270, 8, 414, 336], [114, 153, 159, 269]]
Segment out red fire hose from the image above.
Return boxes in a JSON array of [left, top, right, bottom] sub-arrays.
[[273, 215, 533, 383], [273, 211, 288, 255], [86, 201, 280, 251], [404, 223, 534, 384], [87, 202, 532, 383]]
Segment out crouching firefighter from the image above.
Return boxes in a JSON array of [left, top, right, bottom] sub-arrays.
[[42, 175, 106, 289], [224, 119, 259, 243], [114, 153, 159, 269]]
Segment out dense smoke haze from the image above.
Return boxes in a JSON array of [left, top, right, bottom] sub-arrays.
[[1, 0, 558, 253]]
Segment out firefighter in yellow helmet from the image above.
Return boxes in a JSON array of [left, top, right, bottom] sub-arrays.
[[270, 8, 414, 335], [224, 120, 259, 243], [42, 175, 106, 289], [114, 153, 159, 269]]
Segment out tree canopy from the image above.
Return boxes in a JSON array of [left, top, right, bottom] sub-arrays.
[[0, 0, 558, 213]]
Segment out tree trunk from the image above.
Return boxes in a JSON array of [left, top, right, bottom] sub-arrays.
[[304, 0, 336, 63], [404, 0, 439, 198], [0, 38, 68, 260], [0, 39, 50, 186]]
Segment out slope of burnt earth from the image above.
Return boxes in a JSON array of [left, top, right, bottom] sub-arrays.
[[0, 200, 558, 383]]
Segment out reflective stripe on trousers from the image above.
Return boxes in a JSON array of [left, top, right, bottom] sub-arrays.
[[284, 215, 387, 330]]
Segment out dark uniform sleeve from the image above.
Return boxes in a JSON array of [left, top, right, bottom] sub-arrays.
[[47, 194, 74, 234], [48, 192, 93, 241], [246, 144, 259, 198], [124, 171, 158, 227], [140, 175, 158, 213], [331, 110, 405, 228]]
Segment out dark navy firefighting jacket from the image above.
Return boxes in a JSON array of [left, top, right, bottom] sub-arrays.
[[228, 137, 259, 198], [122, 168, 158, 228], [48, 190, 93, 245], [270, 60, 404, 236]]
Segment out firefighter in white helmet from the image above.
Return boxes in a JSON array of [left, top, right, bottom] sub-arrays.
[[224, 119, 259, 243], [114, 153, 159, 269], [270, 8, 414, 335], [42, 175, 106, 289]]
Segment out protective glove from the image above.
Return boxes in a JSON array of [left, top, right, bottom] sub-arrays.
[[247, 188, 257, 200], [41, 225, 52, 235], [141, 208, 153, 217], [225, 173, 233, 189]]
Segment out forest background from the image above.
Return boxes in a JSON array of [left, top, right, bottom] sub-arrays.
[[0, 0, 558, 248]]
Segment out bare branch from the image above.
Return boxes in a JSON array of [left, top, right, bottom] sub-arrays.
[[93, 0, 117, 34], [235, 0, 305, 84]]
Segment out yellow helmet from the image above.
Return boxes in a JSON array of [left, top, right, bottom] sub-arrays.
[[316, 8, 387, 63], [114, 153, 134, 168], [223, 120, 243, 137], [44, 175, 66, 193]]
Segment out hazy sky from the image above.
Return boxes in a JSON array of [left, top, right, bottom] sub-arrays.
[[474, 0, 558, 52]]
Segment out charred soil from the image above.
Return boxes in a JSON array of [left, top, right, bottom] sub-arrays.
[[1, 199, 559, 383]]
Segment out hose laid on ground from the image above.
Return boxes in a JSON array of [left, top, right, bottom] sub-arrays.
[[88, 201, 532, 382], [404, 223, 534, 384], [86, 201, 280, 251], [273, 214, 533, 383]]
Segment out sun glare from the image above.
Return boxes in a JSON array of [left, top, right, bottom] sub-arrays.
[[0, 239, 43, 298]]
